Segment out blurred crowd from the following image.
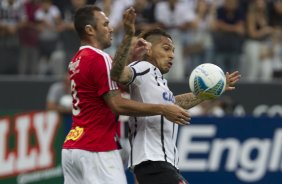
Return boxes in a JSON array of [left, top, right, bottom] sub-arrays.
[[1, 0, 282, 82]]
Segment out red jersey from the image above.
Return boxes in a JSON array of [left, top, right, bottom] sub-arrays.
[[63, 46, 120, 152]]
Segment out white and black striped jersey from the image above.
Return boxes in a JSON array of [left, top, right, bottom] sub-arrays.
[[127, 61, 179, 169]]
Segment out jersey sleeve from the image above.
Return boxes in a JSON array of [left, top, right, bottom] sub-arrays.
[[128, 61, 151, 86], [90, 54, 119, 96]]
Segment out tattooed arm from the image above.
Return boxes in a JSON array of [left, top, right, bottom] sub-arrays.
[[110, 35, 133, 84], [111, 8, 135, 84], [175, 93, 205, 110]]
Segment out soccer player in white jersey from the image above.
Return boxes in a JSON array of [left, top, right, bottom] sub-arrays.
[[111, 28, 241, 184]]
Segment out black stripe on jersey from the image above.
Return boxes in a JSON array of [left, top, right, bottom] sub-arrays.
[[162, 75, 166, 86], [129, 117, 138, 167], [172, 123, 176, 166], [154, 68, 160, 86], [130, 60, 141, 66], [127, 67, 150, 85], [133, 117, 138, 137], [127, 67, 137, 85], [129, 125, 133, 167], [172, 123, 175, 139], [137, 68, 150, 76], [161, 115, 167, 162]]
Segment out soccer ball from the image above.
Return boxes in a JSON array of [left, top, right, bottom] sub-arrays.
[[189, 63, 226, 99]]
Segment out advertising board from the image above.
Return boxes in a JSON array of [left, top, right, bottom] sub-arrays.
[[0, 111, 64, 184], [177, 117, 282, 184], [1, 112, 281, 184]]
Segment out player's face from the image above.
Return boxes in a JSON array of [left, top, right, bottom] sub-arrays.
[[94, 11, 113, 49], [150, 36, 175, 74]]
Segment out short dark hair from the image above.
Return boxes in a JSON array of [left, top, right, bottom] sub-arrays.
[[138, 28, 172, 41], [74, 5, 102, 39]]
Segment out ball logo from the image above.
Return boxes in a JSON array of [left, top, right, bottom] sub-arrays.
[[193, 76, 209, 95], [204, 79, 225, 96]]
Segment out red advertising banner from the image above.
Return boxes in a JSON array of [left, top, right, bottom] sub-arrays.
[[0, 111, 64, 184]]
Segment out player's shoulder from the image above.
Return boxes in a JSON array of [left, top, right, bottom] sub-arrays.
[[128, 61, 153, 79], [129, 60, 154, 69], [79, 46, 110, 61], [69, 46, 111, 74]]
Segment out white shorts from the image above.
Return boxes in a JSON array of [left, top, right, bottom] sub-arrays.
[[62, 149, 127, 184]]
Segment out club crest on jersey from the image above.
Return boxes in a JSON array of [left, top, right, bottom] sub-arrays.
[[162, 91, 175, 103], [69, 56, 81, 77]]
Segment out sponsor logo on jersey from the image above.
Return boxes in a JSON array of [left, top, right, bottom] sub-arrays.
[[163, 91, 175, 103], [69, 57, 80, 77], [64, 126, 84, 142]]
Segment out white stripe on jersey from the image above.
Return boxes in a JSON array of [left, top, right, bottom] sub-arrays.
[[79, 46, 118, 90], [104, 55, 118, 90]]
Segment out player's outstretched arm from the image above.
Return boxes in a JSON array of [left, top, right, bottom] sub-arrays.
[[175, 93, 204, 110], [104, 90, 190, 125]]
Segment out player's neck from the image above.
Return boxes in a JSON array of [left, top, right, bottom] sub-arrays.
[[146, 57, 156, 68], [80, 40, 103, 50]]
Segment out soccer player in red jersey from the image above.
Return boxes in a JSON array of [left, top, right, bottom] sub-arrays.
[[61, 5, 190, 184]]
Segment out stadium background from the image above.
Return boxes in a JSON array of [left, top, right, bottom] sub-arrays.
[[0, 79, 281, 184]]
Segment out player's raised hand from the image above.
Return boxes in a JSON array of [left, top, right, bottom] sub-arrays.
[[162, 104, 191, 126], [225, 71, 241, 91], [130, 38, 151, 61], [123, 7, 136, 36]]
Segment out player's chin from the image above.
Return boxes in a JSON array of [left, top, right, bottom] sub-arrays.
[[105, 42, 112, 49], [163, 68, 170, 74]]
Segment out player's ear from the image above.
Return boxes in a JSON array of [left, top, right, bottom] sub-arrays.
[[85, 24, 96, 36]]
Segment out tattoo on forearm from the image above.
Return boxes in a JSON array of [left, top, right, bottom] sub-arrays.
[[103, 90, 120, 100], [111, 35, 132, 80], [175, 93, 204, 109]]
